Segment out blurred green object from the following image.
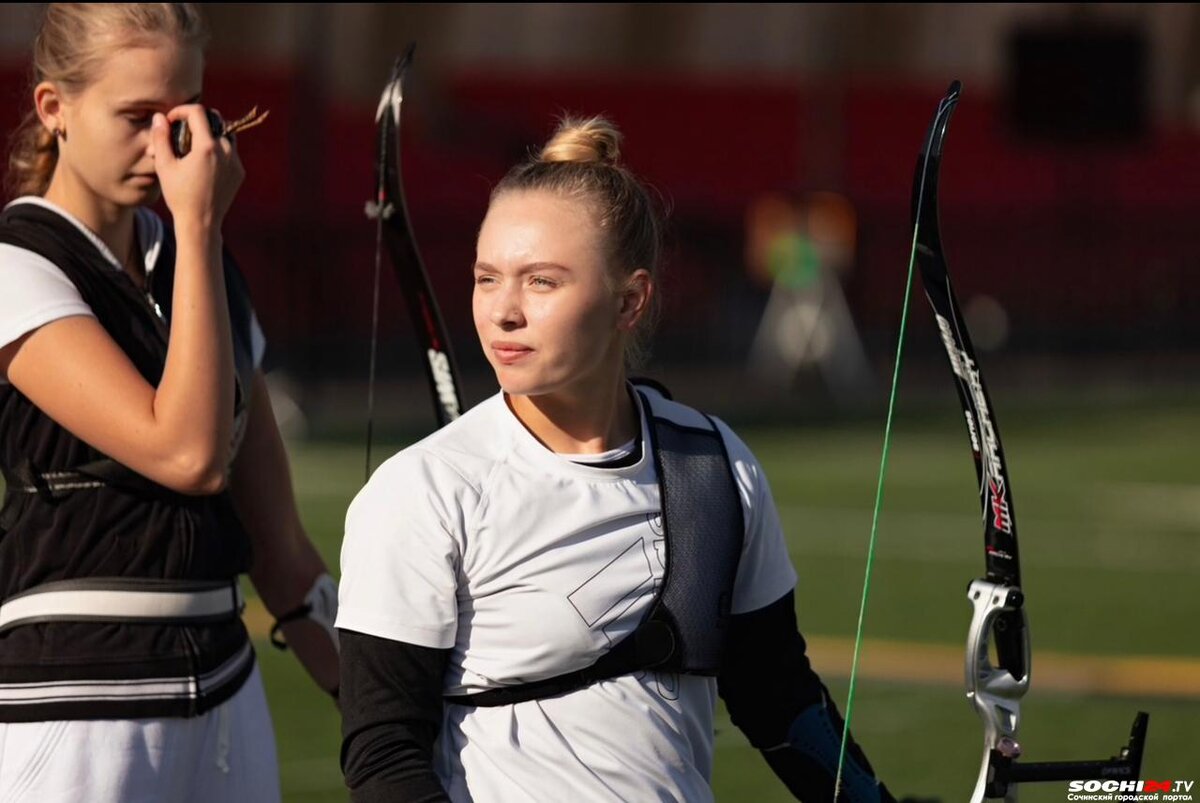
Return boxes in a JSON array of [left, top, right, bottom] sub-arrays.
[[241, 390, 1198, 801], [767, 230, 821, 290]]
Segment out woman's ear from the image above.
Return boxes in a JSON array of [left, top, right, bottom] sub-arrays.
[[34, 81, 65, 137], [617, 269, 653, 331]]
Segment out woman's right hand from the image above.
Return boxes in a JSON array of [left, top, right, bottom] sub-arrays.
[[150, 104, 244, 232]]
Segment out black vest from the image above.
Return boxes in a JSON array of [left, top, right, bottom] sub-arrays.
[[0, 202, 257, 721], [447, 385, 746, 706]]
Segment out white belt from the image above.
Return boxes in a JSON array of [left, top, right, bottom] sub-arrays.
[[0, 579, 244, 633]]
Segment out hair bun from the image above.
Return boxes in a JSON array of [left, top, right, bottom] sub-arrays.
[[539, 115, 622, 167]]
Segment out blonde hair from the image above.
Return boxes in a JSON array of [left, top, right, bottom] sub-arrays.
[[493, 115, 664, 369], [5, 3, 208, 199]]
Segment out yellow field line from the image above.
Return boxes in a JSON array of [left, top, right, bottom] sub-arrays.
[[805, 635, 1200, 699], [241, 599, 1200, 699]]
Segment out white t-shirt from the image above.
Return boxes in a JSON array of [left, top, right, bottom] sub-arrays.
[[0, 196, 265, 379], [338, 388, 797, 802]]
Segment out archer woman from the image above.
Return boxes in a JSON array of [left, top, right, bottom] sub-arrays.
[[0, 4, 337, 800], [337, 115, 911, 802]]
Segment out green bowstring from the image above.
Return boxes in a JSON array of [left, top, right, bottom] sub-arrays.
[[832, 222, 920, 799]]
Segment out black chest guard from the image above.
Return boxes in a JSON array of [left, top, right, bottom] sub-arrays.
[[447, 386, 745, 707], [0, 203, 259, 720]]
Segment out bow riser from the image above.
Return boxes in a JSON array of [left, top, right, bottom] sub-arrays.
[[966, 579, 1029, 803]]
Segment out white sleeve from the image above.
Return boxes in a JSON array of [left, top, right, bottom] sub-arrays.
[[715, 419, 799, 615], [0, 244, 95, 354], [336, 446, 472, 649]]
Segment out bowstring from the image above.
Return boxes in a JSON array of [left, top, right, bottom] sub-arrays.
[[365, 181, 385, 483], [832, 221, 920, 798]]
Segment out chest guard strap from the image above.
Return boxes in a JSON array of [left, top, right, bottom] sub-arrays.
[[447, 389, 745, 707]]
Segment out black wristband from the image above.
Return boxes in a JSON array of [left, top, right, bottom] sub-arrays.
[[269, 603, 313, 650]]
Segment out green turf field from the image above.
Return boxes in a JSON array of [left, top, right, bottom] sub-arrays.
[[262, 390, 1199, 801]]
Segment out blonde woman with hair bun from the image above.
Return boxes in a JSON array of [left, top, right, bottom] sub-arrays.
[[337, 116, 913, 802], [0, 5, 338, 800]]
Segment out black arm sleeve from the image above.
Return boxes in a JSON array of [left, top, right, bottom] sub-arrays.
[[339, 629, 453, 803], [717, 591, 896, 803]]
